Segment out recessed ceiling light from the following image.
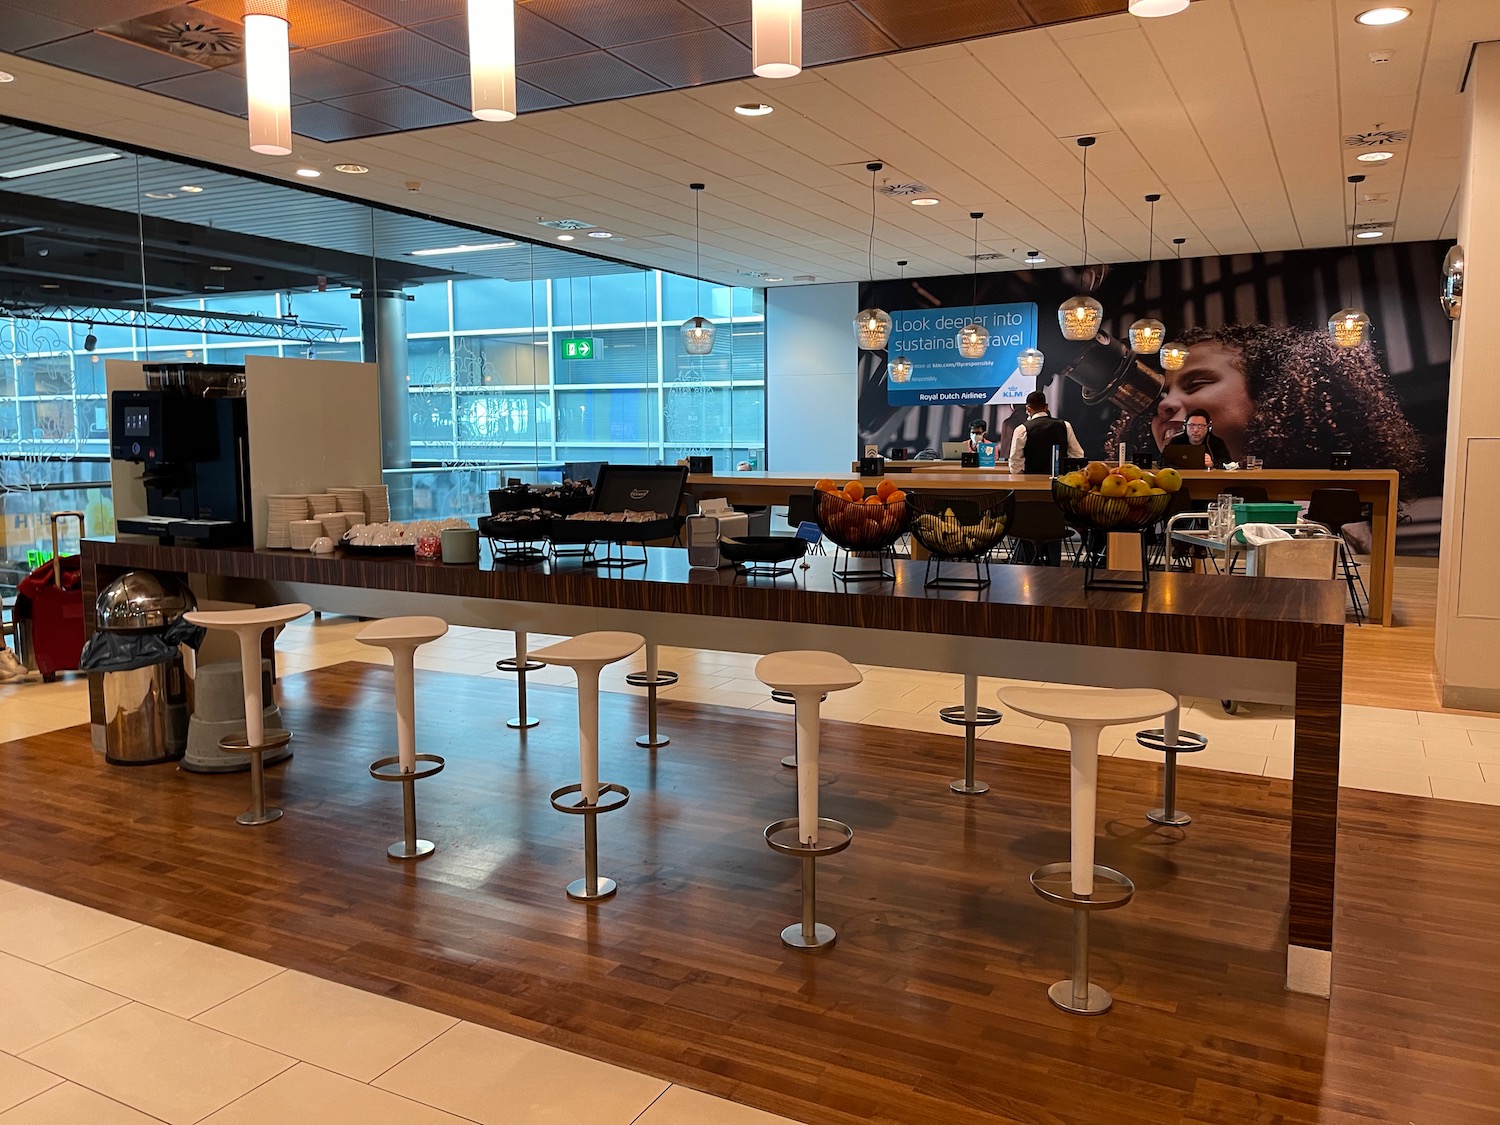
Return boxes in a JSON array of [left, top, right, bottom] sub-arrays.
[[410, 241, 517, 256], [909, 197, 940, 206], [0, 152, 121, 179], [764, 276, 784, 282], [209, 264, 233, 271], [143, 191, 176, 200], [1356, 150, 1395, 162], [1024, 252, 1047, 264], [793, 274, 816, 282], [557, 234, 575, 241], [1355, 6, 1411, 26], [180, 185, 204, 193], [334, 163, 369, 174], [40, 283, 60, 290], [734, 102, 773, 116], [587, 231, 613, 238], [0, 73, 15, 84], [1128, 0, 1190, 16], [1356, 230, 1384, 239], [294, 167, 322, 178]]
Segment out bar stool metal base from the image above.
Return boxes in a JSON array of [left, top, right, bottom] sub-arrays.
[[550, 782, 630, 902], [939, 704, 1002, 795], [764, 816, 853, 951], [626, 669, 678, 748], [369, 753, 446, 860], [1030, 861, 1134, 1017], [770, 689, 827, 769], [498, 656, 545, 730], [218, 730, 293, 827], [1135, 728, 1207, 827]]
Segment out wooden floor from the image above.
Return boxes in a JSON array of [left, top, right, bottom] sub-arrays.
[[1343, 563, 1447, 711], [3, 663, 1498, 1125]]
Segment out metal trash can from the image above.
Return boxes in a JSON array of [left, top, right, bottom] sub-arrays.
[[93, 573, 195, 765]]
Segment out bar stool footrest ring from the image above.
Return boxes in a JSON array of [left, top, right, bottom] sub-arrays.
[[770, 689, 827, 706], [1029, 862, 1134, 910], [549, 782, 630, 815], [763, 816, 853, 858], [938, 705, 1003, 729], [1135, 728, 1208, 754], [496, 657, 546, 674], [625, 670, 679, 688], [218, 729, 294, 755], [369, 753, 446, 783]]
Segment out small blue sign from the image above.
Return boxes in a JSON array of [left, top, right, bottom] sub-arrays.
[[885, 302, 1039, 407]]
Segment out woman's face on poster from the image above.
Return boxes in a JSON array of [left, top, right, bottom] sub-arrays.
[[1150, 341, 1254, 459]]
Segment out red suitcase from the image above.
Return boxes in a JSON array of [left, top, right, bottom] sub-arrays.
[[13, 512, 86, 682]]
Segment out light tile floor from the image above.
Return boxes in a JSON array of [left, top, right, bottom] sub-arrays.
[[4, 614, 1500, 805], [0, 878, 802, 1125]]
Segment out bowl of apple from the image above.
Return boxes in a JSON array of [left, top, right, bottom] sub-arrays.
[[1052, 461, 1181, 531]]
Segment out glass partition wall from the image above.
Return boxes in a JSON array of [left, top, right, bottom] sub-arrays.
[[0, 118, 765, 581]]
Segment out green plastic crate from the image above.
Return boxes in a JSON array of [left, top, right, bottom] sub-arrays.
[[1232, 501, 1302, 526]]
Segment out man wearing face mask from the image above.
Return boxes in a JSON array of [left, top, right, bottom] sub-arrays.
[[1165, 408, 1233, 470]]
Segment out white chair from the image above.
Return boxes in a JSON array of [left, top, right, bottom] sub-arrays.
[[532, 631, 645, 901], [182, 603, 311, 826], [356, 616, 449, 860], [755, 650, 863, 950], [997, 684, 1175, 1015]]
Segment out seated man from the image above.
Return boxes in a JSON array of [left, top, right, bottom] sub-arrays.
[[1165, 408, 1233, 469]]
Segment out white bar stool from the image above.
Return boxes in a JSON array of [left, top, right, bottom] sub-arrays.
[[997, 684, 1175, 1015], [183, 603, 311, 827], [755, 650, 862, 951], [356, 616, 449, 860], [532, 630, 645, 902], [939, 671, 1002, 794], [768, 688, 826, 769], [624, 640, 678, 749], [1133, 695, 1207, 827], [496, 630, 544, 730]]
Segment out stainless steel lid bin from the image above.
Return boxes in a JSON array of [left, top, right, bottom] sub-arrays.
[[92, 573, 195, 766]]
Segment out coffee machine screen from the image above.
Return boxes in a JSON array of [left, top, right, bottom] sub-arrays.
[[121, 406, 151, 437]]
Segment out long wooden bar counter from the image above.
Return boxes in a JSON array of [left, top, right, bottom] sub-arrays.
[[81, 538, 1346, 995], [691, 468, 1400, 625]]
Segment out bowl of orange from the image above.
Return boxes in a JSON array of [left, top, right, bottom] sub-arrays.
[[813, 478, 910, 551]]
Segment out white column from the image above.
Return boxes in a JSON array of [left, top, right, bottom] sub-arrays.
[[1437, 40, 1500, 710]]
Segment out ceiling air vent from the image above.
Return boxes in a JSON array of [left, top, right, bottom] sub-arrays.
[[102, 6, 243, 69], [1343, 129, 1408, 148], [1354, 221, 1395, 232], [969, 253, 1007, 262], [878, 182, 932, 197], [537, 218, 596, 231]]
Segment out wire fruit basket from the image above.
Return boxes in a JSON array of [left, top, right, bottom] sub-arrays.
[[813, 488, 909, 581], [906, 491, 1015, 589], [1052, 477, 1175, 591]]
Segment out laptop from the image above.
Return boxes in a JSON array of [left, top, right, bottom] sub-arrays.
[[1161, 443, 1210, 470], [941, 441, 971, 461]]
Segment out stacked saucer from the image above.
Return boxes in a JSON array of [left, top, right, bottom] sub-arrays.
[[362, 484, 390, 523], [331, 487, 367, 520], [306, 492, 337, 515], [314, 511, 348, 539], [266, 495, 310, 549], [290, 519, 324, 550]]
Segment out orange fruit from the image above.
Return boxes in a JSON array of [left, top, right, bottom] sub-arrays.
[[887, 489, 906, 504], [815, 478, 837, 493], [844, 481, 865, 501], [865, 495, 882, 505], [875, 479, 897, 499]]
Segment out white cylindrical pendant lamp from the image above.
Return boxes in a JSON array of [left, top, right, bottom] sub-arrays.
[[468, 0, 517, 122], [753, 0, 802, 79], [245, 2, 292, 156]]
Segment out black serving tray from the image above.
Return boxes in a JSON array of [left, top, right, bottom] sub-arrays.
[[717, 535, 808, 565], [478, 513, 555, 540], [488, 487, 592, 516]]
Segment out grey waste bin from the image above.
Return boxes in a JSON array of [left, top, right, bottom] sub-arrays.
[[95, 573, 195, 765]]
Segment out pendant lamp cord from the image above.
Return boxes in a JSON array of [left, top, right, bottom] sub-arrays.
[[868, 166, 877, 282], [971, 215, 980, 316], [1081, 143, 1090, 271], [694, 186, 702, 318], [1146, 196, 1155, 278], [1345, 174, 1363, 304]]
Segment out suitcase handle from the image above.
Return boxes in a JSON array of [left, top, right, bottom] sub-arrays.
[[49, 511, 85, 589]]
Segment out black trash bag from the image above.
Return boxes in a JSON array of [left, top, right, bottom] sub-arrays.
[[80, 616, 207, 673]]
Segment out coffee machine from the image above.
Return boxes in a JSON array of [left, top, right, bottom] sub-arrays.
[[110, 364, 252, 546]]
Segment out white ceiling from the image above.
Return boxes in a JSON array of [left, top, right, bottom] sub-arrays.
[[0, 0, 1492, 286]]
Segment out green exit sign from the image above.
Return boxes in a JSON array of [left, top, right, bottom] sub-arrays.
[[560, 337, 596, 360]]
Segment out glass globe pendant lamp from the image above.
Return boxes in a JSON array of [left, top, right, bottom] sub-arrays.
[[1017, 347, 1044, 377], [889, 354, 913, 382], [1328, 307, 1370, 349], [1328, 175, 1371, 350], [854, 163, 892, 349], [956, 211, 988, 359], [1058, 136, 1105, 341], [1160, 341, 1190, 371], [680, 183, 716, 356], [1128, 193, 1166, 354]]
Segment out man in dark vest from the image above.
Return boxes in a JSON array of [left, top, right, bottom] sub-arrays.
[[1008, 389, 1084, 474]]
